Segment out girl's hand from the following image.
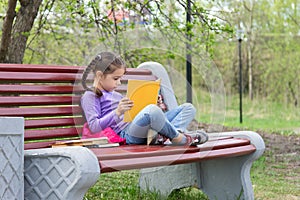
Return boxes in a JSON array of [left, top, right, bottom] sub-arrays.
[[157, 94, 167, 111], [115, 97, 133, 116], [157, 95, 163, 105]]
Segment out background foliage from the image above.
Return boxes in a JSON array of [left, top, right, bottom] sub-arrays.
[[0, 0, 299, 110]]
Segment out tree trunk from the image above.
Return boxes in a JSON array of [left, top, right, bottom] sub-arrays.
[[0, 0, 17, 63], [244, 0, 255, 101], [4, 0, 42, 63], [247, 40, 253, 100]]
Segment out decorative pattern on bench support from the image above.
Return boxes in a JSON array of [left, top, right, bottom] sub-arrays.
[[24, 147, 100, 200], [0, 117, 24, 200]]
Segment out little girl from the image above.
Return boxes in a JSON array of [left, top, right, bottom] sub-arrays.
[[81, 51, 206, 145]]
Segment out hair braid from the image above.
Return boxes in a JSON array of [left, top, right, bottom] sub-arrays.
[[81, 63, 94, 92]]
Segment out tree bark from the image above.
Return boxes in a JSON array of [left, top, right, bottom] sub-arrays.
[[7, 0, 42, 63], [247, 38, 253, 100], [244, 0, 255, 100], [0, 0, 17, 63]]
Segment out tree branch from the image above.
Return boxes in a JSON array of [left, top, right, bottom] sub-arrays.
[[27, 0, 55, 48]]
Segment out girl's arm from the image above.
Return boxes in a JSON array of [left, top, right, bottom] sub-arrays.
[[81, 92, 123, 133]]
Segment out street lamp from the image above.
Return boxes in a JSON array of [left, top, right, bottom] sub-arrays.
[[236, 29, 244, 123]]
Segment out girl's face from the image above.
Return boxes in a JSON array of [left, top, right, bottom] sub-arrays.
[[96, 68, 125, 92]]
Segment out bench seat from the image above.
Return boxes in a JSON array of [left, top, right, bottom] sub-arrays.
[[92, 137, 255, 172], [0, 62, 265, 200]]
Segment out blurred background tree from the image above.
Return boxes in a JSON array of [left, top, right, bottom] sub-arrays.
[[0, 0, 299, 107]]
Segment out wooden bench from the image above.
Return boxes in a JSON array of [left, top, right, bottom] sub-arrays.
[[0, 62, 265, 200]]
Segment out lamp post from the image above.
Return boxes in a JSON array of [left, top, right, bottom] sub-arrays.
[[237, 29, 244, 123], [186, 0, 192, 103]]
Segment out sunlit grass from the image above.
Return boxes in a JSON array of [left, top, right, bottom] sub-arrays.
[[196, 93, 300, 135], [251, 155, 299, 200], [84, 170, 208, 200]]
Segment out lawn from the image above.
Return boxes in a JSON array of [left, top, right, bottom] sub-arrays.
[[223, 96, 300, 134], [84, 170, 209, 199]]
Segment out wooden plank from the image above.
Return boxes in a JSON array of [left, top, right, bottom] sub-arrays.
[[0, 64, 152, 75], [0, 72, 155, 83], [0, 84, 125, 95], [207, 136, 233, 141], [0, 64, 83, 73], [125, 68, 153, 75], [99, 144, 256, 173], [0, 96, 81, 106], [0, 84, 82, 94], [121, 74, 157, 81], [0, 71, 79, 82], [90, 138, 250, 160], [25, 127, 81, 140], [91, 145, 200, 160], [0, 106, 82, 117], [198, 138, 250, 151], [25, 117, 85, 129], [25, 141, 57, 150]]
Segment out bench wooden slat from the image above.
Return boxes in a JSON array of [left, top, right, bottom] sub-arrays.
[[0, 106, 82, 117], [199, 138, 250, 150], [99, 144, 256, 173], [0, 96, 80, 106], [90, 138, 250, 160], [0, 64, 83, 73], [0, 64, 153, 75], [0, 85, 82, 94], [0, 72, 155, 84], [125, 68, 154, 75], [24, 141, 58, 150], [91, 145, 200, 160], [0, 71, 80, 82], [121, 74, 157, 81], [25, 127, 81, 140], [25, 117, 85, 129], [0, 84, 130, 94]]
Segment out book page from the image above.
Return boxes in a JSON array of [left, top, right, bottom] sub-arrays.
[[124, 79, 161, 122], [52, 137, 109, 148]]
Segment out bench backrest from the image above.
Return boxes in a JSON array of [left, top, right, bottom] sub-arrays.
[[0, 64, 157, 150]]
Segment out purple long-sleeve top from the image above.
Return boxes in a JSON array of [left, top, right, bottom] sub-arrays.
[[80, 90, 129, 134]]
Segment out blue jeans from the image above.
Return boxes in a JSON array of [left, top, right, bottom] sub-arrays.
[[119, 103, 196, 144]]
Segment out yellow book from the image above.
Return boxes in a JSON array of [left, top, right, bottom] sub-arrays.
[[124, 79, 161, 122]]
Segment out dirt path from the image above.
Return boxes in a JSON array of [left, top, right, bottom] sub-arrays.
[[259, 132, 300, 174]]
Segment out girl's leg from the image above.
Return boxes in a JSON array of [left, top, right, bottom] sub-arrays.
[[165, 103, 196, 132], [165, 103, 208, 144], [120, 104, 179, 144]]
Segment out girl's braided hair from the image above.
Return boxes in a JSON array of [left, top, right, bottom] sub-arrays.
[[82, 52, 126, 97]]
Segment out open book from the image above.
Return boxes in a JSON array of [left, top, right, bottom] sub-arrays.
[[52, 137, 109, 148], [123, 79, 161, 122]]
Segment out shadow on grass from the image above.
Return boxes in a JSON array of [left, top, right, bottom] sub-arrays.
[[84, 170, 208, 200]]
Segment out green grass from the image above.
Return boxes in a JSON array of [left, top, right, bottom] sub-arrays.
[[84, 170, 208, 200], [198, 94, 300, 135], [225, 97, 299, 132], [251, 155, 299, 200]]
